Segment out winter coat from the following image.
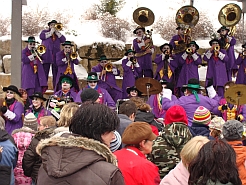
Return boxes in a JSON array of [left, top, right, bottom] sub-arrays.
[[36, 134, 125, 185], [53, 126, 70, 137], [227, 141, 246, 185], [0, 129, 18, 185], [114, 146, 160, 185], [160, 161, 189, 185], [148, 122, 192, 178], [22, 127, 56, 182], [12, 127, 35, 185], [189, 122, 214, 140], [117, 114, 133, 136]]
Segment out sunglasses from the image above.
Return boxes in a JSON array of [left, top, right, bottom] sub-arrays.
[[100, 61, 107, 63], [6, 90, 14, 94], [88, 81, 97, 83], [32, 97, 40, 101], [163, 47, 169, 49], [136, 31, 143, 34], [212, 42, 219, 45], [29, 43, 36, 46], [65, 47, 71, 49]]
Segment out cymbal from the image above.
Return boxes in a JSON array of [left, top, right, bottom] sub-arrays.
[[224, 84, 246, 105], [135, 77, 162, 95]]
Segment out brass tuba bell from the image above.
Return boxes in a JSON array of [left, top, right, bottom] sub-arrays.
[[133, 7, 155, 27]]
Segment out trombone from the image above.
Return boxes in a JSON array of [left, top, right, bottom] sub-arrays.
[[31, 45, 46, 64]]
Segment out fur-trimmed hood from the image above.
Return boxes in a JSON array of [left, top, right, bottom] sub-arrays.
[[11, 126, 36, 135], [34, 126, 56, 140], [36, 134, 118, 178]]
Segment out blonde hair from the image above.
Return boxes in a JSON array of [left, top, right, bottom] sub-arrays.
[[40, 116, 56, 127], [57, 103, 79, 127], [3, 92, 24, 106], [180, 136, 209, 167]]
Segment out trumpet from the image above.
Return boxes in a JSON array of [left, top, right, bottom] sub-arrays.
[[55, 23, 63, 31], [214, 46, 220, 52], [186, 47, 193, 54], [130, 57, 137, 65], [104, 62, 113, 72], [70, 46, 78, 60], [163, 50, 170, 55]]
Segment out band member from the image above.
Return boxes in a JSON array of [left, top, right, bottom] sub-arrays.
[[126, 86, 142, 98], [39, 20, 66, 89], [55, 41, 79, 92], [177, 41, 202, 95], [54, 75, 77, 101], [203, 38, 229, 97], [75, 72, 116, 110], [217, 26, 237, 80], [21, 36, 48, 97], [132, 26, 154, 78], [91, 55, 122, 102], [169, 26, 187, 53], [122, 49, 141, 98], [235, 43, 246, 85], [154, 43, 177, 82], [1, 85, 24, 134]]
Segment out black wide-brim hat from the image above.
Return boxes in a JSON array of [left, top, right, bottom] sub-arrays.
[[29, 92, 47, 101], [242, 43, 246, 48], [61, 41, 74, 46], [133, 26, 145, 34], [217, 26, 230, 33], [181, 78, 204, 92], [176, 26, 181, 30], [24, 36, 39, 43], [187, 41, 199, 50], [3, 85, 22, 97], [124, 49, 136, 56], [160, 43, 173, 52], [159, 79, 168, 85], [59, 75, 74, 88], [209, 39, 221, 47], [126, 86, 142, 96], [48, 20, 57, 26]]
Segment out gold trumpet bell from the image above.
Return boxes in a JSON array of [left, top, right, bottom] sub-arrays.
[[133, 7, 155, 27]]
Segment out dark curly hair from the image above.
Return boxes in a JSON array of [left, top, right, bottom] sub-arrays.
[[69, 101, 120, 143], [188, 139, 242, 185]]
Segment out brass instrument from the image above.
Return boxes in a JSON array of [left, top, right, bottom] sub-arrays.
[[214, 46, 220, 52], [70, 46, 78, 60], [55, 23, 63, 31], [218, 3, 242, 49], [31, 44, 46, 70], [173, 6, 199, 54], [104, 62, 113, 72], [133, 7, 155, 57], [64, 53, 73, 75], [186, 47, 193, 54]]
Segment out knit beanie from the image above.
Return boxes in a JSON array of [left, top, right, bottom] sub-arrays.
[[80, 88, 99, 103], [24, 113, 38, 131], [222, 120, 243, 141], [192, 106, 211, 126], [209, 116, 225, 131], [110, 131, 122, 152], [164, 105, 188, 125]]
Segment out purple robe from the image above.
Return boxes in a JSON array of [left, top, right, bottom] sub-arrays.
[[55, 50, 79, 92], [21, 47, 48, 96], [54, 89, 77, 102], [122, 58, 141, 99], [91, 64, 122, 102], [235, 55, 246, 84], [177, 52, 202, 88], [169, 34, 184, 51], [75, 86, 116, 109], [133, 36, 154, 77], [154, 54, 178, 82], [162, 94, 219, 126], [4, 101, 24, 134]]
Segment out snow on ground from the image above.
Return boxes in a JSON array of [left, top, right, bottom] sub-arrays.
[[3, 55, 11, 59]]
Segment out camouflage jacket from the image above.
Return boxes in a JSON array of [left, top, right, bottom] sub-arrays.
[[148, 122, 192, 178]]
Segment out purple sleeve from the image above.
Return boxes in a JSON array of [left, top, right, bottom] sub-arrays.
[[59, 35, 66, 43], [104, 91, 116, 109], [178, 54, 186, 65], [194, 54, 202, 65], [39, 30, 49, 40], [154, 55, 162, 64], [241, 105, 246, 121], [236, 54, 243, 65], [230, 36, 236, 46], [203, 50, 209, 62], [133, 39, 141, 53], [162, 98, 176, 110], [22, 48, 32, 64], [91, 65, 101, 72], [122, 59, 131, 73], [169, 35, 177, 49], [12, 102, 24, 123], [72, 58, 79, 65], [56, 52, 65, 67], [220, 49, 229, 63], [75, 90, 82, 103]]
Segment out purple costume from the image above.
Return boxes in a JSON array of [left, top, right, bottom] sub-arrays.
[[133, 36, 154, 77], [203, 49, 229, 97], [39, 29, 66, 88], [235, 55, 246, 84], [4, 101, 24, 134], [54, 89, 77, 102], [55, 50, 79, 92], [177, 52, 202, 88], [162, 94, 219, 126], [91, 64, 122, 102], [122, 58, 141, 99], [21, 47, 48, 97], [154, 54, 178, 82], [75, 86, 116, 109]]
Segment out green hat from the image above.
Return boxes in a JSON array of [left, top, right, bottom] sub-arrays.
[[59, 75, 74, 87], [124, 49, 136, 56], [98, 55, 108, 61], [62, 41, 74, 46], [87, 72, 99, 82], [25, 36, 39, 43], [187, 41, 199, 50], [48, 20, 57, 26]]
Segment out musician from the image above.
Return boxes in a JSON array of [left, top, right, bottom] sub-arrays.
[[217, 26, 237, 80], [132, 26, 154, 78], [169, 26, 186, 53], [177, 41, 202, 95], [54, 75, 77, 101], [91, 55, 122, 102], [26, 92, 51, 124], [235, 43, 246, 85], [75, 72, 116, 110], [39, 20, 66, 89], [154, 43, 177, 82], [203, 38, 229, 97], [21, 36, 48, 97], [55, 41, 79, 92], [126, 86, 142, 98], [122, 49, 141, 98]]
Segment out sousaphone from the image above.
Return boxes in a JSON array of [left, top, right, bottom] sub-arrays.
[[133, 7, 155, 27]]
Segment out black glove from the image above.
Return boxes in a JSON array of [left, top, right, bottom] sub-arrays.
[[1, 106, 7, 114], [221, 105, 228, 111], [237, 115, 241, 121], [206, 78, 213, 87], [130, 57, 134, 62], [164, 54, 169, 60], [178, 40, 184, 44]]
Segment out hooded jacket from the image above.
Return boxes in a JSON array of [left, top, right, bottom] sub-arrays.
[[36, 134, 125, 185], [148, 122, 192, 178]]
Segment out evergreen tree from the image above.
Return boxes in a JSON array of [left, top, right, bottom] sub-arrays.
[[97, 0, 125, 16]]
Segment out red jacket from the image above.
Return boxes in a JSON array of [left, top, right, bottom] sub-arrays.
[[114, 146, 160, 185]]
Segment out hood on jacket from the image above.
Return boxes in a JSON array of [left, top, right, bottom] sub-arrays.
[[11, 127, 36, 135], [189, 123, 211, 138], [0, 130, 11, 142], [34, 126, 56, 140], [36, 134, 117, 178], [162, 122, 192, 148]]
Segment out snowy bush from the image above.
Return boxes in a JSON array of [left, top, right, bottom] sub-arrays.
[[0, 15, 10, 36]]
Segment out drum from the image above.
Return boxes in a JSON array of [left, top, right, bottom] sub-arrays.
[[116, 99, 129, 114]]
